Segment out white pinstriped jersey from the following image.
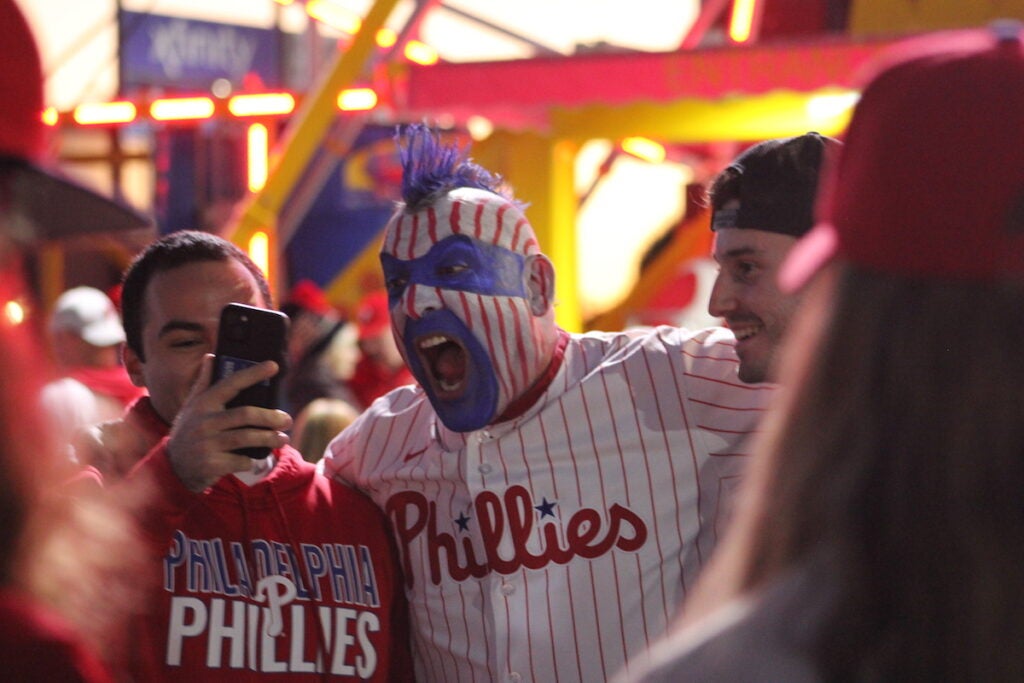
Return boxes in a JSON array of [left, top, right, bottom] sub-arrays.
[[323, 325, 774, 682]]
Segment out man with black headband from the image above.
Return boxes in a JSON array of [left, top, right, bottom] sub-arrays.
[[708, 133, 840, 383]]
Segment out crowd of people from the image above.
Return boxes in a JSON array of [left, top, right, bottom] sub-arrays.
[[2, 0, 1022, 679]]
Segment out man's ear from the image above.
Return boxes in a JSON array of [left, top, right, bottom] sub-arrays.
[[122, 344, 146, 388], [524, 254, 556, 316]]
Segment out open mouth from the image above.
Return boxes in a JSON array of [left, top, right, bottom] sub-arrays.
[[731, 322, 764, 343], [416, 333, 469, 398]]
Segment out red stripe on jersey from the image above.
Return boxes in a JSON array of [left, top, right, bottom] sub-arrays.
[[523, 237, 538, 253], [558, 401, 584, 504], [541, 567, 560, 683], [515, 430, 536, 492], [684, 372, 775, 390], [688, 397, 768, 412], [436, 521, 461, 680], [473, 202, 485, 240], [426, 206, 438, 245], [380, 403, 415, 473], [502, 590, 514, 682], [564, 564, 585, 680], [616, 360, 670, 624], [697, 425, 758, 435], [522, 567, 539, 683], [537, 412, 560, 500], [578, 367, 623, 678], [640, 349, 692, 610], [682, 348, 740, 364]]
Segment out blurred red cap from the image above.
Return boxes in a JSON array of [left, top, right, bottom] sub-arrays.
[[782, 22, 1024, 291], [356, 290, 391, 340]]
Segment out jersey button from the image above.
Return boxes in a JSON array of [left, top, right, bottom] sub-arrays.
[[478, 463, 493, 474], [500, 582, 515, 596], [509, 673, 522, 682]]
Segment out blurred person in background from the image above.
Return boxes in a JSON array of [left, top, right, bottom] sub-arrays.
[[623, 22, 1024, 683], [41, 286, 145, 457], [0, 0, 150, 679], [292, 396, 359, 464], [348, 288, 415, 409], [279, 278, 360, 415]]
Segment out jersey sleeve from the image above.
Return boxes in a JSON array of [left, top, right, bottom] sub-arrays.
[[675, 326, 776, 457]]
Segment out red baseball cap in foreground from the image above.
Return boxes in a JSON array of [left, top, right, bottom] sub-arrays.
[[780, 21, 1024, 292], [0, 0, 150, 244]]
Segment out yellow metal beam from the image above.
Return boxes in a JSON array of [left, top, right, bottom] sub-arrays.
[[550, 88, 856, 143], [228, 0, 401, 298], [475, 131, 582, 332]]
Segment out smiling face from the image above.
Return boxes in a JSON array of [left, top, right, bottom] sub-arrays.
[[709, 226, 800, 384], [381, 187, 557, 432], [123, 258, 267, 424]]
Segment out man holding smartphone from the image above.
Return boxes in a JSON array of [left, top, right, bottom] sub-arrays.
[[88, 230, 412, 681]]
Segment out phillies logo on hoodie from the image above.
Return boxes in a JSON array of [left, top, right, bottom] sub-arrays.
[[162, 532, 383, 676]]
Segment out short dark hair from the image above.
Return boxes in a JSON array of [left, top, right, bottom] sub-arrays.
[[120, 230, 272, 361], [708, 132, 840, 238]]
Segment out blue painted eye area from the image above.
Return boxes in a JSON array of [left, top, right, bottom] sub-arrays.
[[382, 235, 527, 305]]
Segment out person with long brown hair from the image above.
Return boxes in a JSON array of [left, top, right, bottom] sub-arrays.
[[622, 22, 1024, 683]]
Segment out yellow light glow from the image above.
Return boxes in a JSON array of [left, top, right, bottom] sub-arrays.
[[228, 92, 296, 117], [73, 101, 137, 125], [248, 231, 270, 279], [621, 137, 666, 163], [729, 0, 758, 43], [42, 107, 59, 126], [272, 0, 294, 4], [806, 90, 860, 123], [466, 115, 494, 141], [3, 300, 25, 326], [337, 88, 378, 111], [404, 40, 439, 65], [376, 28, 397, 48], [306, 0, 362, 34], [247, 124, 269, 192], [150, 97, 215, 121]]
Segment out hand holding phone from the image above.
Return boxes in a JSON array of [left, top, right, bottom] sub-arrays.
[[212, 303, 290, 458]]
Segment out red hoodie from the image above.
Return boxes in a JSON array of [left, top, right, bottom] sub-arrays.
[[126, 445, 413, 682]]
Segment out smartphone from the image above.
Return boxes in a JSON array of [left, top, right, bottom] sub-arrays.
[[212, 303, 290, 458]]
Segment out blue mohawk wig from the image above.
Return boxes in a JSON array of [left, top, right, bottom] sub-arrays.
[[397, 123, 524, 212]]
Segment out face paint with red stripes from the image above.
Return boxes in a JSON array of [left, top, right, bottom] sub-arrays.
[[381, 187, 551, 432]]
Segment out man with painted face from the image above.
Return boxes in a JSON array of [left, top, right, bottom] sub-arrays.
[[707, 132, 840, 383], [324, 125, 775, 681]]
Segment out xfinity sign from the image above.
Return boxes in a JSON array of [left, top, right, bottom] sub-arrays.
[[120, 10, 280, 92]]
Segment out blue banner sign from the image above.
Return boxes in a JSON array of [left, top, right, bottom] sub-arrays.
[[119, 10, 281, 92]]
